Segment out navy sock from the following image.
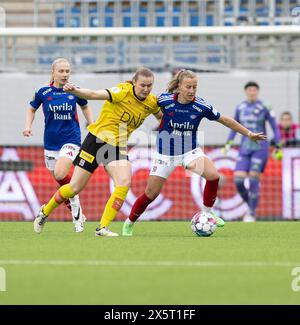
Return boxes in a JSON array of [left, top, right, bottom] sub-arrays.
[[234, 176, 249, 204], [248, 177, 260, 216]]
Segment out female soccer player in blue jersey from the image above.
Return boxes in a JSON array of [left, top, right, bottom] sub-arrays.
[[23, 58, 93, 232], [223, 81, 281, 222], [122, 70, 267, 236]]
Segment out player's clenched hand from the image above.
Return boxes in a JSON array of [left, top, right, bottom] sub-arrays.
[[221, 140, 233, 156], [247, 131, 267, 143], [63, 83, 76, 92], [23, 128, 32, 137], [272, 145, 283, 161]]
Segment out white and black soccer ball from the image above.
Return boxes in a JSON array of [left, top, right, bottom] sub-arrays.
[[191, 211, 217, 237]]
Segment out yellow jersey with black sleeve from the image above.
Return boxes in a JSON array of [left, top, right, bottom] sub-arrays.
[[87, 82, 160, 147]]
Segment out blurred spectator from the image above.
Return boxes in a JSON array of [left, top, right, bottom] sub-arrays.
[[278, 111, 300, 147]]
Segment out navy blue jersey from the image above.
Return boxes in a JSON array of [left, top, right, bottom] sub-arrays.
[[227, 100, 280, 155], [157, 93, 221, 156], [30, 85, 88, 150]]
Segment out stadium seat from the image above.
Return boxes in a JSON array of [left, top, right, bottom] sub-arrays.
[[55, 7, 81, 28], [105, 5, 114, 27], [206, 15, 214, 26], [172, 16, 180, 26], [122, 5, 131, 27], [155, 3, 166, 27], [224, 5, 233, 17], [89, 8, 98, 27], [207, 44, 221, 64], [190, 15, 199, 26], [139, 5, 148, 27], [172, 4, 181, 26], [139, 44, 165, 68], [173, 43, 198, 64]]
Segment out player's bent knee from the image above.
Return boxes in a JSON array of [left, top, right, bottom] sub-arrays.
[[54, 170, 68, 181], [115, 178, 131, 188], [205, 172, 220, 181], [145, 188, 159, 201], [68, 183, 81, 195]]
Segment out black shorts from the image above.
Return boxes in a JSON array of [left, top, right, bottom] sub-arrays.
[[73, 132, 129, 173]]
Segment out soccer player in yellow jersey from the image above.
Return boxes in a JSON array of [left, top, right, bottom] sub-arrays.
[[34, 67, 163, 236]]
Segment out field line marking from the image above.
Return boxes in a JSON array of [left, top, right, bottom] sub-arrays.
[[0, 260, 299, 267]]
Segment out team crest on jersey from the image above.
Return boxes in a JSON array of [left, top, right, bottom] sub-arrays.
[[68, 95, 74, 100]]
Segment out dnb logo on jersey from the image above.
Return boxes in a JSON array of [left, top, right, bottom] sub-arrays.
[[0, 148, 40, 220]]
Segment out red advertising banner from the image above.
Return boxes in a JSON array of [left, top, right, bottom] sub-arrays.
[[0, 146, 283, 221]]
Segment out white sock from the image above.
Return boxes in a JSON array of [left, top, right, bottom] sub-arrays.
[[202, 205, 212, 213], [126, 218, 134, 224], [69, 194, 79, 206], [69, 195, 82, 221]]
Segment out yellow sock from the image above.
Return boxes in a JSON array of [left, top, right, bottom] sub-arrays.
[[100, 186, 129, 228], [43, 184, 75, 216]]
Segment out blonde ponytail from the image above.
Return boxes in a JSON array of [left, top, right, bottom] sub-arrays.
[[167, 69, 197, 93]]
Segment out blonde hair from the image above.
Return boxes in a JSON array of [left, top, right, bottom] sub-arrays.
[[49, 58, 70, 84], [167, 69, 197, 93], [126, 67, 154, 84]]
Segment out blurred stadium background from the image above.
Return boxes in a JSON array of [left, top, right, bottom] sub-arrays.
[[0, 0, 299, 222]]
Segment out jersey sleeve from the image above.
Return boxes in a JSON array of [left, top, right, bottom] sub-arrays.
[[29, 90, 43, 110], [106, 84, 130, 103], [76, 97, 88, 107], [150, 103, 160, 115], [148, 95, 160, 115], [204, 103, 221, 121], [157, 93, 172, 108]]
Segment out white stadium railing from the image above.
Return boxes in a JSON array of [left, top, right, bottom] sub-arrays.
[[1, 26, 300, 36]]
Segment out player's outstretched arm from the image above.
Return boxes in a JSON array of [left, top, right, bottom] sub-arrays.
[[217, 115, 267, 142], [23, 107, 36, 137], [63, 83, 110, 100]]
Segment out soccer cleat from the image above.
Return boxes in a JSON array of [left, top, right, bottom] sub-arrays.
[[243, 215, 256, 222], [122, 221, 134, 236], [210, 211, 225, 227], [70, 196, 86, 233], [74, 213, 86, 233], [95, 227, 119, 237], [34, 205, 48, 234]]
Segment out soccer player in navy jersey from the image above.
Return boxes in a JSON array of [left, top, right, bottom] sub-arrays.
[[223, 81, 282, 222], [23, 58, 93, 232], [122, 70, 266, 236]]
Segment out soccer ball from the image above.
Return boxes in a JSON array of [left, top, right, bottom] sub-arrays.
[[191, 211, 217, 237]]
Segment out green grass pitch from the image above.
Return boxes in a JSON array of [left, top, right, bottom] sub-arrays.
[[0, 221, 300, 305]]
